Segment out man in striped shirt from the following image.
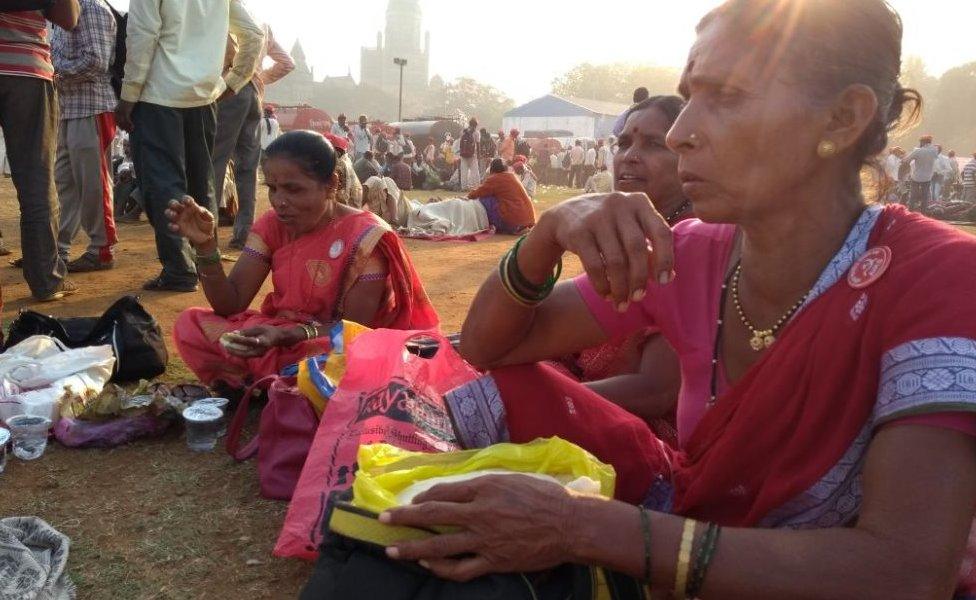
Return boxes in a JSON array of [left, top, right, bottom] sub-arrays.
[[0, 0, 81, 301], [51, 0, 118, 273], [962, 152, 976, 204]]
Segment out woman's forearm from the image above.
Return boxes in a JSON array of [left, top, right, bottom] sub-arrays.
[[198, 263, 243, 316], [459, 215, 565, 367], [567, 497, 952, 600], [194, 242, 245, 316], [584, 375, 678, 422]]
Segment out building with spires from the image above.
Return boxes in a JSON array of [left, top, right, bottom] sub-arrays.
[[264, 40, 356, 107], [262, 0, 431, 120], [360, 0, 430, 97]]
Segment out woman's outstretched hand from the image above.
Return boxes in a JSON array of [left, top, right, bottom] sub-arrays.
[[537, 191, 675, 310], [381, 474, 578, 582], [165, 195, 216, 248]]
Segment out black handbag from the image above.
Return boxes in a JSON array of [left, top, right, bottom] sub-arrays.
[[300, 490, 646, 600], [3, 295, 168, 383]]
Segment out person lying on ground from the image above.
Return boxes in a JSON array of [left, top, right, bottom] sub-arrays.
[[466, 158, 536, 235], [363, 175, 412, 228], [169, 130, 438, 393], [381, 1, 976, 596]]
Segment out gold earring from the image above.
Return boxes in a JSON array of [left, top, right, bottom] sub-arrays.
[[817, 140, 837, 158]]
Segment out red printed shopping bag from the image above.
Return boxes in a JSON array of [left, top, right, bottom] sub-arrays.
[[274, 328, 477, 560]]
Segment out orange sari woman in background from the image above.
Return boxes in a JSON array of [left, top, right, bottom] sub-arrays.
[[170, 131, 438, 390]]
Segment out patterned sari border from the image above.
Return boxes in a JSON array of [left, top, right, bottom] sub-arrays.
[[444, 375, 510, 450]]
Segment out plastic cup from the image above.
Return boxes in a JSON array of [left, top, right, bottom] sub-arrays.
[[7, 415, 52, 461], [192, 398, 230, 437], [183, 405, 223, 452], [0, 428, 9, 474]]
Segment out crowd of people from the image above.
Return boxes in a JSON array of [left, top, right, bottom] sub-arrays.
[[2, 0, 976, 598], [883, 137, 976, 220]]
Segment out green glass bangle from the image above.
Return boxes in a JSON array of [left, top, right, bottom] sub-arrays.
[[686, 523, 720, 598], [507, 235, 562, 297], [639, 506, 652, 585], [194, 247, 222, 266]]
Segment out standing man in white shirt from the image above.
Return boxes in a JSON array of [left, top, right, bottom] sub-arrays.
[[116, 0, 263, 292], [331, 113, 352, 142], [568, 139, 585, 188], [583, 141, 597, 185], [883, 147, 904, 204], [931, 145, 953, 203], [458, 117, 481, 191], [351, 114, 372, 160], [902, 135, 939, 214]]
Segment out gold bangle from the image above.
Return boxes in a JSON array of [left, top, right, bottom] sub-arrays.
[[498, 251, 538, 308], [675, 518, 696, 599]]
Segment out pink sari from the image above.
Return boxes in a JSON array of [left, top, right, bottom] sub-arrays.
[[174, 210, 439, 387]]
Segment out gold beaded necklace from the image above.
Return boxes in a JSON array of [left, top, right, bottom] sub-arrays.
[[730, 263, 811, 351]]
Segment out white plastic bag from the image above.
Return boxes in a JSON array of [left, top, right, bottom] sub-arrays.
[[0, 336, 115, 423], [6, 345, 115, 389]]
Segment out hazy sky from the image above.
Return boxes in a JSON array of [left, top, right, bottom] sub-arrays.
[[111, 0, 976, 104]]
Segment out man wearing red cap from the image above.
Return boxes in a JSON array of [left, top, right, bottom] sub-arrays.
[[327, 132, 363, 208]]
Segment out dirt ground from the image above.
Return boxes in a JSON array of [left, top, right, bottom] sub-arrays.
[[0, 178, 580, 599]]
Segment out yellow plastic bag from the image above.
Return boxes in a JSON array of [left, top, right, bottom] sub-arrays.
[[351, 437, 616, 515], [295, 320, 372, 417]]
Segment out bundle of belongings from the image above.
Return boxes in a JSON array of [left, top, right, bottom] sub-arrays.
[[299, 438, 647, 600], [0, 296, 199, 448]]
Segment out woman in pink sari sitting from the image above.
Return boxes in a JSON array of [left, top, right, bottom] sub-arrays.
[[169, 131, 439, 391], [554, 95, 693, 446], [379, 1, 976, 597]]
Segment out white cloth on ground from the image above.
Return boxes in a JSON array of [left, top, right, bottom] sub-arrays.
[[402, 198, 490, 238]]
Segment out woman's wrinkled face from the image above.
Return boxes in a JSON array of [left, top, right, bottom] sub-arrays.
[[263, 156, 335, 235], [613, 107, 684, 210], [666, 20, 828, 224]]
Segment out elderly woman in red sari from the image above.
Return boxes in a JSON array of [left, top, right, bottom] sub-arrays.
[[380, 1, 976, 598], [170, 131, 439, 391]]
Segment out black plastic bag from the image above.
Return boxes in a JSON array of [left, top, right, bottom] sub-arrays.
[[3, 295, 168, 383]]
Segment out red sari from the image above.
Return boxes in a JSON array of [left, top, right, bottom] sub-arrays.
[[174, 210, 439, 387], [479, 206, 976, 593]]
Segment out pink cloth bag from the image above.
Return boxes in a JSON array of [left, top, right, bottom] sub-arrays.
[[274, 328, 478, 561], [225, 375, 319, 501]]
